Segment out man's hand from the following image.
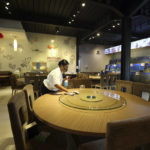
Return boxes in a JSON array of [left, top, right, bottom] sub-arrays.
[[55, 84, 69, 92]]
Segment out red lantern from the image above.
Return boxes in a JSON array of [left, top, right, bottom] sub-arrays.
[[48, 45, 52, 49], [0, 33, 4, 39]]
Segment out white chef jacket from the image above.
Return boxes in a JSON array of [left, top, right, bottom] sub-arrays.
[[43, 67, 63, 91]]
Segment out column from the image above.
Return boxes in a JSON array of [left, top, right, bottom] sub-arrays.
[[121, 17, 131, 80]]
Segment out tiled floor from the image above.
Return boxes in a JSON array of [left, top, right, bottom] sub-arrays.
[[0, 86, 15, 150]]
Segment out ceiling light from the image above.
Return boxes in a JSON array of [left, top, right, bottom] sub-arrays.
[[92, 36, 95, 39], [89, 37, 91, 40], [13, 39, 17, 51], [8, 11, 11, 14], [77, 11, 80, 14], [6, 2, 10, 5], [81, 2, 86, 7], [112, 25, 115, 28], [117, 22, 120, 26], [73, 14, 76, 17], [97, 33, 100, 36], [108, 29, 111, 31], [5, 6, 9, 10], [68, 21, 71, 24], [72, 19, 74, 22], [51, 40, 55, 43]]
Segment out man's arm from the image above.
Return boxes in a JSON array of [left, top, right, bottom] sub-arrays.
[[55, 84, 69, 92]]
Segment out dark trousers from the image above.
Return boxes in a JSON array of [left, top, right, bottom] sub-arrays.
[[41, 84, 55, 95]]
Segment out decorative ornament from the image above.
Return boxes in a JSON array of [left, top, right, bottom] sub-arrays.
[[0, 33, 4, 39], [48, 45, 52, 49]]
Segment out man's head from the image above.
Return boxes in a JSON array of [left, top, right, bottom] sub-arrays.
[[58, 59, 69, 73]]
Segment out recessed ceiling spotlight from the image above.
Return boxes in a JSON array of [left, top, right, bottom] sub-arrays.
[[97, 33, 100, 36], [72, 19, 74, 22], [112, 25, 115, 28], [8, 11, 11, 14], [89, 37, 91, 40], [81, 2, 86, 7], [5, 6, 9, 10], [77, 10, 80, 14], [117, 22, 120, 26], [68, 21, 71, 24], [6, 2, 10, 5], [92, 36, 95, 39], [108, 29, 111, 31], [73, 14, 76, 17]]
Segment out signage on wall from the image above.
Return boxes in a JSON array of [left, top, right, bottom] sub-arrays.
[[104, 37, 150, 54], [47, 57, 61, 61]]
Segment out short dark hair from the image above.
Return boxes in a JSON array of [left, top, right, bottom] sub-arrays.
[[58, 59, 69, 66]]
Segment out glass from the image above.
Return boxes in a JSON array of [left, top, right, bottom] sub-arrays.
[[80, 85, 85, 89], [59, 89, 126, 111]]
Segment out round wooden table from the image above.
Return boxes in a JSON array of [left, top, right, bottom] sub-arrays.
[[33, 88, 150, 137]]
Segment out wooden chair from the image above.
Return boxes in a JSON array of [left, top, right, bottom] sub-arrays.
[[77, 73, 89, 79], [116, 80, 133, 94], [8, 91, 65, 150], [10, 74, 25, 95], [37, 75, 47, 96], [23, 84, 35, 123], [72, 79, 92, 88], [94, 74, 110, 89], [132, 82, 150, 102], [7, 91, 48, 150], [23, 84, 67, 147], [109, 75, 118, 90], [79, 115, 150, 150]]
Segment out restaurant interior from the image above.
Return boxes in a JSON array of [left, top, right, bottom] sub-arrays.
[[0, 0, 150, 150]]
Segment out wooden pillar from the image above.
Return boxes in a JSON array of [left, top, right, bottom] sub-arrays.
[[121, 17, 131, 80]]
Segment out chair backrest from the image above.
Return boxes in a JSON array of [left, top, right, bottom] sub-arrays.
[[23, 84, 35, 123], [99, 74, 110, 88], [77, 73, 89, 79], [38, 76, 47, 96], [72, 79, 92, 88], [116, 80, 133, 94], [132, 82, 150, 102], [106, 115, 150, 150], [109, 75, 117, 86], [7, 91, 28, 150], [10, 74, 17, 88]]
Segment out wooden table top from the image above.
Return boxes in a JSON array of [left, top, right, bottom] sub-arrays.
[[89, 76, 100, 80], [0, 75, 9, 78], [33, 88, 150, 137]]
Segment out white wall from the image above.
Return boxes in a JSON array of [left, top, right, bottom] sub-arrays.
[[0, 19, 76, 74], [0, 19, 23, 30], [79, 44, 110, 72]]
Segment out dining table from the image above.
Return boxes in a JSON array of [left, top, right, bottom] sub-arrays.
[[33, 88, 150, 149]]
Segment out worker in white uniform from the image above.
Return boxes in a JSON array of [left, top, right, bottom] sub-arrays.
[[41, 59, 69, 95]]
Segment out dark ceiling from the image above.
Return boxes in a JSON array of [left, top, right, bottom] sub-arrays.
[[0, 0, 150, 45]]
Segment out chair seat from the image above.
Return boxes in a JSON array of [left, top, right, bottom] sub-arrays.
[[79, 139, 105, 150]]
